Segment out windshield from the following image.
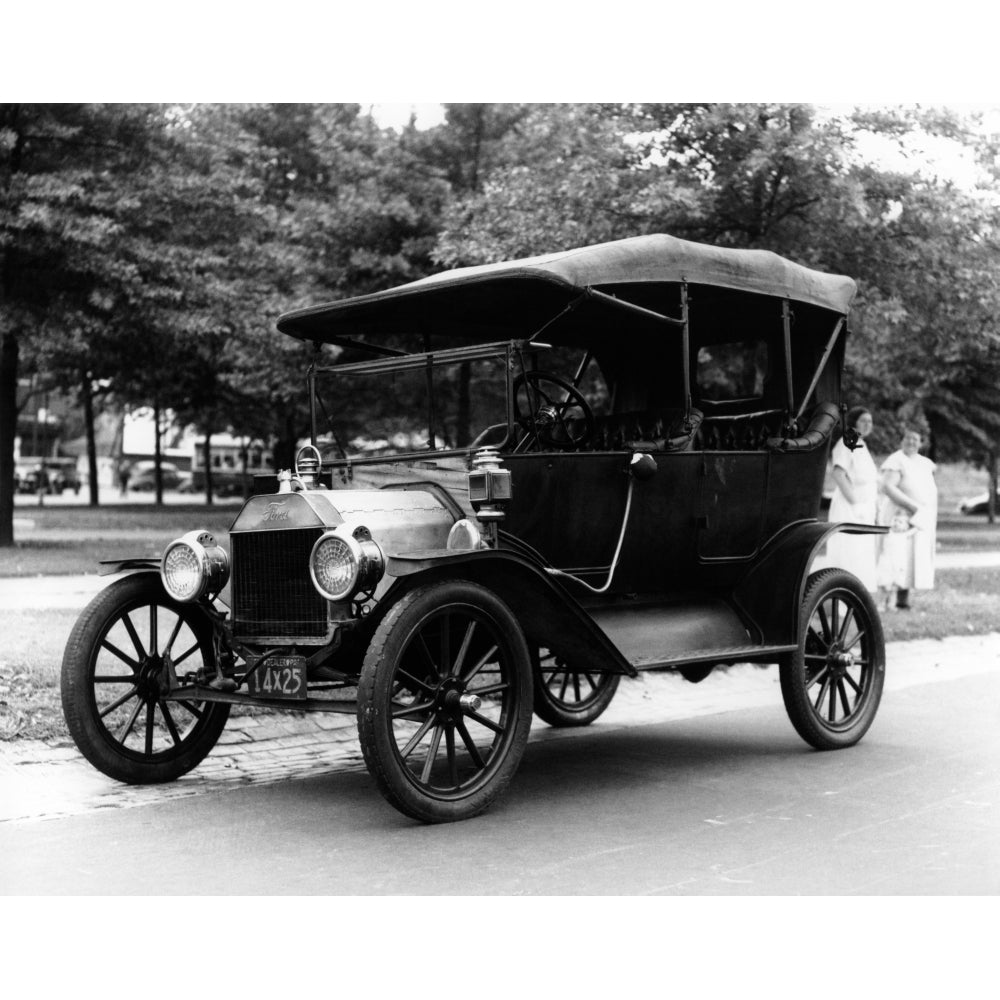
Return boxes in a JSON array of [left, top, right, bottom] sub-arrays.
[[312, 342, 612, 461], [314, 354, 510, 459]]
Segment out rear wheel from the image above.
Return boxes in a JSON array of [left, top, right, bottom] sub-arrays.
[[61, 574, 230, 783], [357, 581, 533, 823], [532, 648, 620, 727], [780, 569, 884, 750]]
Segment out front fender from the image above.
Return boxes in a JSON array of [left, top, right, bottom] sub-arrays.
[[96, 558, 232, 611], [386, 548, 637, 677], [98, 558, 160, 576], [732, 520, 886, 646]]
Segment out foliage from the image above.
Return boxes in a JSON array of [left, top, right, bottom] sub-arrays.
[[4, 102, 1000, 542]]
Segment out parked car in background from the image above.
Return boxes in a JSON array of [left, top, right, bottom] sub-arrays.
[[14, 457, 81, 494], [127, 461, 187, 492], [14, 460, 37, 493], [958, 490, 999, 515]]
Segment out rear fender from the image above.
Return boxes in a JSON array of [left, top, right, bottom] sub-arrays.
[[386, 549, 637, 677], [732, 520, 886, 645]]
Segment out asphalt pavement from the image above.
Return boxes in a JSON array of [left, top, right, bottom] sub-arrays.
[[2, 541, 999, 832], [3, 641, 999, 895]]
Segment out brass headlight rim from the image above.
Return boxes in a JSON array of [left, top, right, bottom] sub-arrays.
[[160, 530, 230, 603], [310, 526, 385, 604]]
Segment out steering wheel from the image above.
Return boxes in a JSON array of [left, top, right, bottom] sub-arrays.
[[513, 371, 594, 451]]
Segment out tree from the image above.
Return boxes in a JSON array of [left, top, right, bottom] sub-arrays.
[[1, 103, 169, 541]]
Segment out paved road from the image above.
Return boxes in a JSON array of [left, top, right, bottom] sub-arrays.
[[2, 632, 999, 894]]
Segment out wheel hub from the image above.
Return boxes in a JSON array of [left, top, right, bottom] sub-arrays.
[[136, 656, 165, 700], [435, 680, 483, 721], [828, 648, 855, 677]]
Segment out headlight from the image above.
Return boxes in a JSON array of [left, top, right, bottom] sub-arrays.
[[310, 526, 385, 602], [161, 530, 230, 602]]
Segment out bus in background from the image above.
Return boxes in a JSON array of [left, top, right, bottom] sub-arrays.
[[190, 435, 273, 497]]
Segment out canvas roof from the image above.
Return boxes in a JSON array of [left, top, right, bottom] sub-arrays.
[[277, 233, 857, 345]]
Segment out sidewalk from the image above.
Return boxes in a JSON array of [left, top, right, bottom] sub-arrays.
[[3, 630, 999, 825]]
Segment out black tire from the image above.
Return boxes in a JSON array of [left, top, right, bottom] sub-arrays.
[[532, 648, 620, 727], [357, 580, 533, 823], [780, 568, 885, 750], [61, 574, 230, 783]]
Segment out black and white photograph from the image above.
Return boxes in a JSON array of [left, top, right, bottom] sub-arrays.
[[1, 4, 997, 995]]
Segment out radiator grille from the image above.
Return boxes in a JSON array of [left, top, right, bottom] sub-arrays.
[[231, 529, 328, 640]]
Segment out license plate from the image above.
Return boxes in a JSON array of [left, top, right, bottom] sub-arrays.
[[248, 655, 307, 700]]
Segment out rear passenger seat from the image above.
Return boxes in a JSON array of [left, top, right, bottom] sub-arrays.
[[695, 409, 788, 450], [695, 401, 839, 452], [587, 408, 703, 452], [580, 402, 837, 453]]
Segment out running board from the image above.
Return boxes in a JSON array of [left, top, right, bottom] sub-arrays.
[[632, 643, 797, 672], [588, 599, 795, 671]]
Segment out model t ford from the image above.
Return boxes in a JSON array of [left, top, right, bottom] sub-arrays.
[[61, 234, 886, 823]]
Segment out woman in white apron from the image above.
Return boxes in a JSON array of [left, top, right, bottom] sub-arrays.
[[879, 429, 938, 609], [827, 407, 879, 591]]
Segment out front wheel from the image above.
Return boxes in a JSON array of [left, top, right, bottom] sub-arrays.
[[357, 580, 533, 823], [780, 568, 885, 750], [61, 574, 230, 783], [532, 648, 620, 727]]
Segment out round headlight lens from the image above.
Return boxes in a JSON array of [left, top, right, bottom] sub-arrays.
[[311, 534, 358, 601], [160, 530, 229, 603], [162, 542, 204, 601]]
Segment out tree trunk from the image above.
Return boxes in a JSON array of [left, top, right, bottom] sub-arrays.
[[81, 371, 100, 507], [203, 431, 214, 506], [988, 450, 997, 526], [0, 328, 19, 546], [240, 439, 249, 499], [273, 412, 299, 473], [0, 107, 23, 546], [153, 398, 163, 506]]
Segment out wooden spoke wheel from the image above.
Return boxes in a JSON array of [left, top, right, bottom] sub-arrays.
[[532, 648, 620, 727], [780, 569, 885, 750], [357, 581, 533, 823], [61, 574, 229, 783]]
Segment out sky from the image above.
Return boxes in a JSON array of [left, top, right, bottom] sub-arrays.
[[368, 102, 999, 192], [369, 104, 446, 131]]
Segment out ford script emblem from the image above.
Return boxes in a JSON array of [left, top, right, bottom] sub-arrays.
[[261, 501, 290, 523]]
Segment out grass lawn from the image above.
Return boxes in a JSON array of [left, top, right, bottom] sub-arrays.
[[4, 504, 237, 576]]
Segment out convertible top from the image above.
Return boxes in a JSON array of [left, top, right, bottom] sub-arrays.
[[277, 233, 857, 345]]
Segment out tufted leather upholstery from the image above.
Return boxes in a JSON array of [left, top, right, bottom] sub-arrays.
[[695, 410, 788, 451], [587, 408, 703, 452]]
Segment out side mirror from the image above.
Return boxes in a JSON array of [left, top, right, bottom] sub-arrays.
[[629, 452, 658, 481], [842, 426, 860, 450]]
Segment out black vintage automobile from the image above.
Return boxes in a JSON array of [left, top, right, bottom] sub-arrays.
[[61, 234, 886, 823]]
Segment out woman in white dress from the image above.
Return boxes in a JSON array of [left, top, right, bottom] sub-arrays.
[[827, 407, 879, 591], [879, 429, 938, 609]]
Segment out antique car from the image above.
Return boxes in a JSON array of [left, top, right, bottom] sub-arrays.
[[15, 456, 81, 494], [61, 234, 887, 824], [127, 460, 188, 492]]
